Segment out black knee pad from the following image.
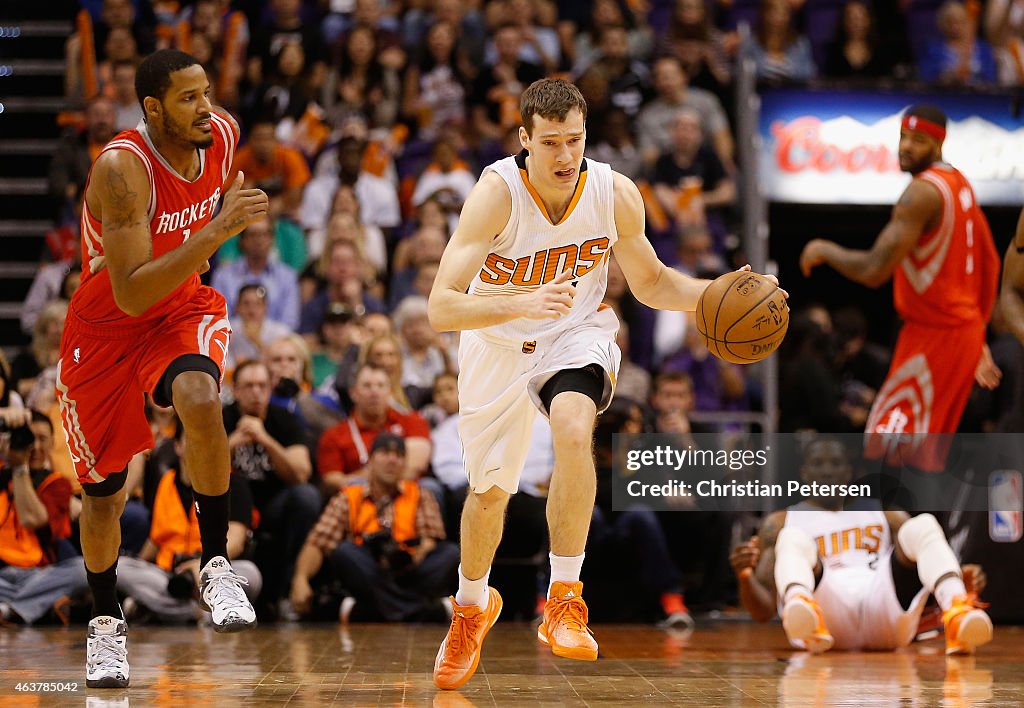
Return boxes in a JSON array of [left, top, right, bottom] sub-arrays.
[[154, 354, 222, 408], [539, 364, 605, 413], [81, 467, 128, 497]]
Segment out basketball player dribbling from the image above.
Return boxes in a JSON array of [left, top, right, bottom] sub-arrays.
[[428, 78, 783, 690], [731, 438, 992, 655], [799, 105, 1001, 469], [56, 50, 268, 687]]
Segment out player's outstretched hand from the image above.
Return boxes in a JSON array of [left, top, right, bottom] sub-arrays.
[[799, 240, 828, 277], [216, 171, 269, 239], [518, 269, 576, 320]]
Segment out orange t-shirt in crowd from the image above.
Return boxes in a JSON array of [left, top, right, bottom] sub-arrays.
[[231, 144, 311, 195]]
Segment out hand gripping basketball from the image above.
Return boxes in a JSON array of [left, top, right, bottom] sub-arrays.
[[216, 171, 269, 240], [520, 269, 577, 320]]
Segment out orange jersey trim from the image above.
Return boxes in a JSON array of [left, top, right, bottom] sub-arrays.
[[516, 154, 589, 226]]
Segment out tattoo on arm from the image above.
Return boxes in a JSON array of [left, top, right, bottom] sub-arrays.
[[105, 167, 141, 230]]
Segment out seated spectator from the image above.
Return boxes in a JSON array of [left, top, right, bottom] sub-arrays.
[[824, 1, 895, 78], [393, 297, 451, 410], [919, 1, 997, 85], [778, 311, 854, 432], [299, 240, 386, 337], [584, 108, 644, 182], [0, 411, 87, 625], [290, 433, 457, 622], [246, 0, 326, 94], [649, 371, 701, 435], [318, 364, 432, 494], [216, 217, 307, 273], [390, 225, 448, 308], [243, 40, 316, 131], [750, 0, 817, 83], [171, 0, 248, 107], [117, 422, 261, 623], [0, 355, 25, 412], [48, 97, 117, 224], [410, 139, 477, 213], [265, 335, 344, 444], [985, 0, 1024, 85], [11, 301, 66, 401], [324, 24, 401, 129], [359, 334, 412, 410], [401, 21, 471, 142], [231, 118, 311, 221], [323, 183, 388, 271], [321, 212, 388, 283], [65, 0, 156, 99], [637, 56, 733, 169], [301, 136, 402, 234], [212, 217, 301, 330], [223, 360, 319, 616], [109, 60, 143, 130], [312, 303, 363, 390], [569, 0, 652, 72], [652, 109, 735, 233], [21, 258, 82, 337], [96, 27, 142, 96], [420, 371, 460, 429], [227, 285, 293, 369], [655, 0, 732, 100], [574, 25, 651, 119], [401, 0, 486, 71], [469, 24, 545, 143], [485, 0, 562, 72]]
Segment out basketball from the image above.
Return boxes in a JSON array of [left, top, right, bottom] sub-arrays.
[[696, 271, 789, 364]]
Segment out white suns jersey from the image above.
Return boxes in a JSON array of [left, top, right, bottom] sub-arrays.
[[783, 502, 892, 572], [467, 152, 618, 343]]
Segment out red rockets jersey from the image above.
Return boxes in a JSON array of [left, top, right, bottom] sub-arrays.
[[893, 163, 999, 328], [72, 113, 238, 325]]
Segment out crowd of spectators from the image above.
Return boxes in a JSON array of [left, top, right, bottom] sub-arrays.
[[3, 0, 1023, 629]]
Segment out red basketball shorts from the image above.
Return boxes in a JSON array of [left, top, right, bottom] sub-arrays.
[[55, 286, 231, 485], [864, 319, 984, 471]]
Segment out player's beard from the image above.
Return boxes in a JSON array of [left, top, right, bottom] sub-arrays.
[[163, 111, 213, 150]]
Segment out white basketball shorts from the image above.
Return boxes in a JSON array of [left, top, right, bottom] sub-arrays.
[[457, 307, 621, 494]]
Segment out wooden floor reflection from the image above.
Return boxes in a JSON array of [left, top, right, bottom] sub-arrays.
[[0, 622, 1020, 706]]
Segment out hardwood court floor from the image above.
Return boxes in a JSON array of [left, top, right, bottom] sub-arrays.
[[0, 622, 1021, 706]]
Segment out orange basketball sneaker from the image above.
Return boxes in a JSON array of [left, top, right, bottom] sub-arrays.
[[537, 581, 598, 661], [781, 592, 834, 653], [942, 594, 992, 655], [433, 587, 503, 690]]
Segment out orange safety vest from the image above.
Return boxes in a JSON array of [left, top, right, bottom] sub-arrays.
[[0, 472, 64, 568], [344, 481, 420, 548], [150, 470, 202, 572]]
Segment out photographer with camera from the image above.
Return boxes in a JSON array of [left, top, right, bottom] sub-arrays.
[[117, 420, 261, 623], [290, 432, 457, 622], [0, 410, 87, 625]]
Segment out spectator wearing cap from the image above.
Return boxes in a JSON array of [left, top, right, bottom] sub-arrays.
[[212, 217, 302, 330], [227, 284, 294, 369], [311, 303, 364, 391], [223, 360, 319, 616], [290, 432, 457, 622], [317, 364, 431, 496]]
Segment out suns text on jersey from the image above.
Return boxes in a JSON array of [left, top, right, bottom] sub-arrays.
[[478, 236, 610, 286], [155, 187, 222, 235]]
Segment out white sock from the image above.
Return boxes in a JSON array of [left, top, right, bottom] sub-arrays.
[[549, 552, 585, 597], [774, 527, 818, 605], [455, 565, 490, 609], [934, 575, 967, 611]]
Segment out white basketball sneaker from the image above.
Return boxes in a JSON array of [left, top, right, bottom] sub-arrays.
[[86, 615, 129, 688], [198, 556, 257, 633]]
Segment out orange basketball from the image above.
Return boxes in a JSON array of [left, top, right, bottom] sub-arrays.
[[695, 271, 789, 364]]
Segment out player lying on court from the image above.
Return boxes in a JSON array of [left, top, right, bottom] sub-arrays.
[[427, 78, 785, 690], [730, 438, 992, 654], [56, 50, 268, 687]]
